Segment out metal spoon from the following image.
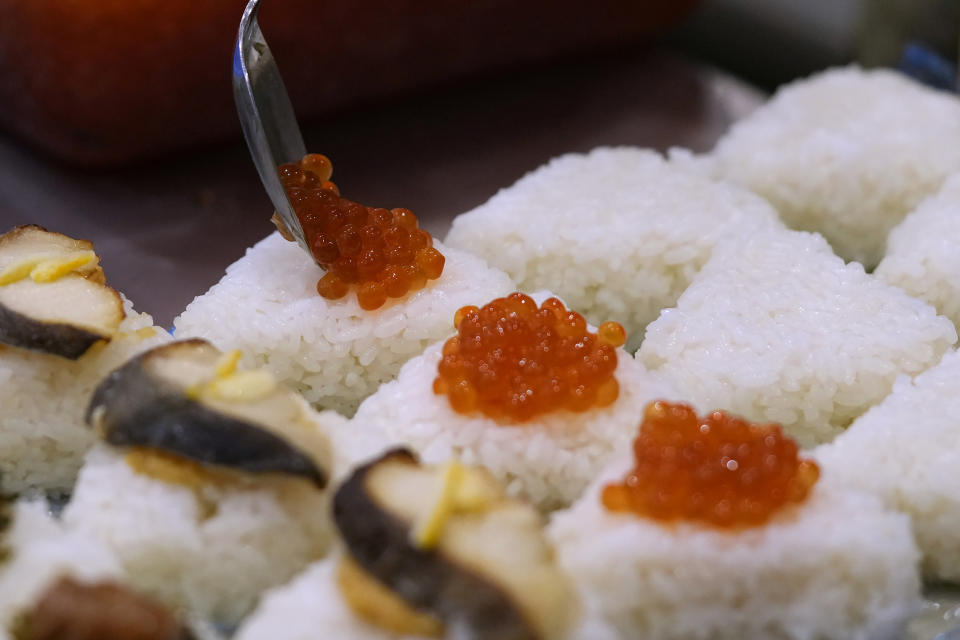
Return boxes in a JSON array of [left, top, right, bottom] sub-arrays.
[[232, 0, 310, 255]]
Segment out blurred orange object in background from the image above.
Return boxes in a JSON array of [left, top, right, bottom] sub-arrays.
[[0, 0, 699, 166]]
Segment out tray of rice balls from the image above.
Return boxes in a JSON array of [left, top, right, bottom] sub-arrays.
[[4, 64, 960, 640]]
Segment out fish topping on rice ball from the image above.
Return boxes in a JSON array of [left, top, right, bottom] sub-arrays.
[[240, 450, 579, 640], [444, 147, 784, 350], [709, 66, 960, 268], [549, 407, 922, 640], [64, 340, 344, 623], [86, 340, 332, 488], [638, 228, 956, 447], [0, 225, 123, 360], [875, 173, 960, 329], [434, 293, 626, 421], [815, 348, 960, 583], [0, 225, 170, 494], [351, 291, 678, 511], [330, 449, 577, 640]]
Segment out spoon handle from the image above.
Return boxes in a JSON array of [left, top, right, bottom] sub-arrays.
[[233, 0, 310, 254]]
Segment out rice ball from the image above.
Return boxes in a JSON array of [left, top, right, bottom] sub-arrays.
[[444, 147, 784, 351], [62, 436, 342, 625], [549, 459, 922, 640], [0, 297, 170, 494], [0, 500, 122, 630], [815, 349, 960, 582], [174, 233, 513, 416], [352, 315, 677, 511], [638, 229, 956, 447], [710, 66, 960, 268], [875, 173, 960, 329]]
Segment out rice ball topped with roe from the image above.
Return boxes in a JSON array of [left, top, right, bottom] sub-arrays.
[[434, 293, 627, 421], [815, 349, 960, 583], [639, 229, 956, 447], [444, 147, 784, 350], [352, 292, 677, 511], [550, 402, 921, 640], [709, 66, 960, 268], [875, 173, 960, 329], [175, 153, 514, 416], [277, 154, 445, 311], [602, 401, 819, 529]]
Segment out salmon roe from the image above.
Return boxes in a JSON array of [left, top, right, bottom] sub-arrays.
[[278, 154, 445, 310], [433, 293, 627, 422], [602, 401, 820, 528]]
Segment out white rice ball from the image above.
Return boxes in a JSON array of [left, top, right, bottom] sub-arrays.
[[444, 147, 784, 350], [549, 459, 922, 640], [62, 439, 339, 624], [710, 66, 960, 267], [352, 326, 677, 511], [875, 173, 960, 329], [815, 349, 960, 582], [0, 500, 123, 629], [235, 553, 415, 640], [638, 229, 956, 447], [174, 233, 514, 416], [0, 297, 170, 493]]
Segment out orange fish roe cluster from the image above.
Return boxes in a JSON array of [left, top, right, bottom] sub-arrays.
[[433, 292, 627, 422], [278, 154, 445, 310], [602, 401, 820, 528]]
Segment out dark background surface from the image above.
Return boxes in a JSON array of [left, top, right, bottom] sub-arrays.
[[5, 0, 948, 327], [0, 50, 761, 326]]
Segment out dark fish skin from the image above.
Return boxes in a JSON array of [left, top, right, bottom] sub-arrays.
[[86, 341, 327, 489], [333, 449, 540, 640], [0, 302, 105, 360]]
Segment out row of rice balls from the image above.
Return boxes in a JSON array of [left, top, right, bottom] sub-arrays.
[[4, 64, 960, 638], [0, 232, 949, 640], [0, 246, 932, 640], [176, 61, 960, 567], [172, 66, 960, 636]]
